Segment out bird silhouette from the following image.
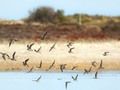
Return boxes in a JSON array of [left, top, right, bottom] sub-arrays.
[[60, 64, 67, 72], [27, 67, 34, 73], [36, 61, 42, 68], [10, 52, 16, 61], [23, 58, 29, 67], [34, 46, 42, 53], [68, 47, 75, 53], [41, 32, 48, 40], [49, 43, 56, 52], [65, 81, 71, 89], [0, 52, 10, 60], [71, 74, 78, 81], [103, 52, 109, 56], [94, 71, 98, 79], [33, 75, 42, 82], [92, 61, 96, 67], [9, 39, 18, 47], [27, 43, 34, 51], [83, 66, 92, 75], [98, 60, 104, 69], [47, 60, 55, 70], [71, 66, 78, 70], [67, 42, 73, 48]]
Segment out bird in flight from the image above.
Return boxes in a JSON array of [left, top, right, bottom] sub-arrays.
[[47, 60, 55, 70], [23, 58, 29, 67], [71, 66, 78, 70], [9, 39, 18, 47], [36, 61, 42, 68], [84, 67, 92, 74], [98, 60, 104, 69], [41, 32, 48, 40], [0, 52, 10, 60], [33, 75, 42, 82], [27, 43, 34, 51], [27, 67, 34, 73], [92, 61, 96, 67], [10, 52, 16, 61], [94, 71, 98, 79], [103, 52, 109, 56], [60, 64, 67, 72], [71, 74, 78, 81], [68, 47, 75, 53], [65, 81, 71, 89], [49, 43, 56, 52], [34, 46, 42, 53], [67, 42, 74, 48]]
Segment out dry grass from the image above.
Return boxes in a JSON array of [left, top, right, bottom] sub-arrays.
[[0, 40, 120, 71]]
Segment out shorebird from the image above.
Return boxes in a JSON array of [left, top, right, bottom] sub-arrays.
[[67, 42, 73, 48], [41, 32, 48, 40], [27, 43, 34, 51], [0, 52, 10, 60], [34, 46, 42, 53], [92, 61, 96, 67], [49, 43, 56, 52], [47, 60, 55, 70], [10, 52, 16, 61], [98, 60, 104, 69], [9, 39, 18, 47], [94, 71, 98, 79], [71, 74, 78, 81], [23, 58, 29, 67], [27, 67, 34, 73], [68, 47, 74, 53], [65, 81, 71, 89], [103, 52, 109, 56], [60, 64, 67, 72], [33, 76, 42, 82], [36, 61, 42, 68], [84, 67, 92, 74]]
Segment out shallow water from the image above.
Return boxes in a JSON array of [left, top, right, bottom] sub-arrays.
[[0, 70, 120, 90]]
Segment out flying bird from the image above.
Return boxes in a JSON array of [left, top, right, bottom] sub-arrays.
[[10, 52, 16, 61], [27, 43, 34, 51], [71, 74, 78, 81], [67, 42, 74, 48], [36, 61, 42, 68], [41, 32, 48, 40], [9, 39, 18, 47], [94, 71, 98, 79], [23, 58, 29, 67], [0, 52, 10, 60], [103, 52, 109, 56], [65, 81, 71, 89], [68, 47, 75, 53], [33, 76, 42, 82], [49, 43, 56, 52], [47, 60, 55, 70], [27, 67, 34, 73], [34, 46, 42, 53], [71, 66, 78, 70], [83, 69, 89, 74], [60, 64, 67, 72], [98, 60, 104, 69], [92, 61, 96, 67]]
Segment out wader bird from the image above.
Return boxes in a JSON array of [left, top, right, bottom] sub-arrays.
[[60, 64, 67, 72], [27, 43, 34, 51], [47, 60, 55, 70], [103, 52, 109, 56], [34, 46, 42, 53], [84, 66, 92, 74], [10, 52, 16, 61], [9, 39, 18, 47], [67, 42, 74, 48], [71, 66, 78, 70], [92, 61, 96, 67], [94, 71, 98, 79], [27, 67, 34, 73], [23, 58, 29, 67]]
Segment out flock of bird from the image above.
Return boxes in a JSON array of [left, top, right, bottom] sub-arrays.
[[0, 32, 109, 89]]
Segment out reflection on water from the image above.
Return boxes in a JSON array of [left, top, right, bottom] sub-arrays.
[[0, 70, 120, 90]]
